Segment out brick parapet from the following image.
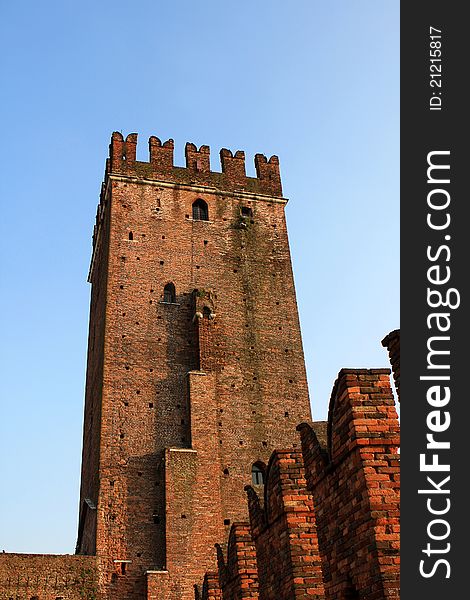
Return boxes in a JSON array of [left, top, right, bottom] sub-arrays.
[[298, 368, 400, 600], [216, 524, 259, 599], [107, 132, 283, 198], [245, 450, 325, 600], [200, 572, 222, 600], [0, 554, 99, 600]]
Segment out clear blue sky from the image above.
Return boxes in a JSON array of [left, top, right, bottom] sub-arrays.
[[0, 1, 399, 553]]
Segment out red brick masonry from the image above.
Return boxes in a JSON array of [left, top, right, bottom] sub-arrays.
[[203, 367, 400, 600]]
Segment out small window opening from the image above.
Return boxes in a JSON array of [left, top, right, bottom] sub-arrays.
[[192, 199, 209, 221], [223, 468, 229, 476], [241, 206, 253, 217], [128, 232, 133, 240], [163, 282, 176, 303], [252, 464, 265, 486], [224, 519, 231, 526]]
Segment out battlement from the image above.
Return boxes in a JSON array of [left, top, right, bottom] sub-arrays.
[[215, 524, 258, 599], [107, 132, 283, 196], [199, 347, 401, 600]]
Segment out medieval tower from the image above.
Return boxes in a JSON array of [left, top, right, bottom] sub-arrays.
[[76, 132, 313, 598], [0, 131, 399, 600]]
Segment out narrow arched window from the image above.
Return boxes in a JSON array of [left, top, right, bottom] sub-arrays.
[[163, 282, 176, 303], [128, 231, 133, 240], [192, 199, 209, 221], [251, 463, 265, 486]]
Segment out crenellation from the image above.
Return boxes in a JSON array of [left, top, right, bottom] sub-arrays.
[[149, 135, 174, 172], [220, 148, 246, 184], [107, 132, 284, 196], [254, 153, 282, 196], [185, 142, 210, 173]]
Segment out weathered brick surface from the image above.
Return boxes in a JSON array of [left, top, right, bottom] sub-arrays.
[[0, 554, 98, 600], [77, 132, 312, 598], [109, 132, 283, 197], [298, 369, 400, 600], [146, 570, 170, 600], [200, 572, 223, 600], [216, 524, 259, 599]]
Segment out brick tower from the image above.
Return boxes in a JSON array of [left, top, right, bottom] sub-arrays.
[[76, 132, 312, 599]]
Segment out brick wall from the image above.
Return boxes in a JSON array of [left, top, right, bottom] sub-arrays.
[[216, 523, 258, 599], [245, 450, 325, 600], [205, 363, 400, 600], [0, 554, 98, 600], [298, 369, 400, 600], [200, 572, 222, 600]]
